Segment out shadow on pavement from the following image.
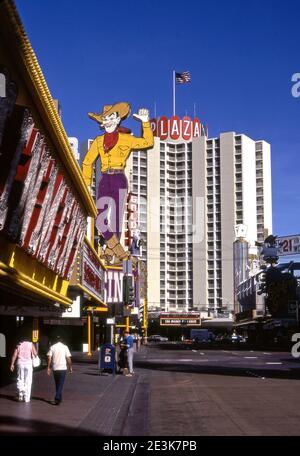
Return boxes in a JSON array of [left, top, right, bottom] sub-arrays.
[[135, 360, 300, 380], [0, 393, 19, 402], [0, 415, 101, 436], [30, 396, 54, 404], [71, 358, 98, 364], [82, 372, 102, 377], [0, 393, 63, 405]]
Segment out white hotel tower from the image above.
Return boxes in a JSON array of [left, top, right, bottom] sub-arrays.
[[83, 116, 272, 317], [126, 124, 272, 316]]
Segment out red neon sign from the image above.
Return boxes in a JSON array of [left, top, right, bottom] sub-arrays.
[[150, 116, 207, 140]]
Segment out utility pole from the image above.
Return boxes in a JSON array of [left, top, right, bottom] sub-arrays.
[[125, 314, 130, 332], [143, 297, 148, 343], [87, 311, 93, 357], [123, 260, 134, 333]]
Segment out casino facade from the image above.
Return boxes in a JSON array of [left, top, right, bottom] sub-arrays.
[[0, 0, 106, 372]]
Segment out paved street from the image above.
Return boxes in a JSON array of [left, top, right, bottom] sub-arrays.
[[141, 344, 300, 435], [1, 344, 300, 436]]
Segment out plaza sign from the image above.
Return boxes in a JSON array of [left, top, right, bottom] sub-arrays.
[[150, 116, 208, 141]]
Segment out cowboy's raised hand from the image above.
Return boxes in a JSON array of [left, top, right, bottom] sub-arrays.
[[133, 108, 149, 123]]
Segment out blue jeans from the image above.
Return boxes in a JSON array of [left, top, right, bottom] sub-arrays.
[[53, 370, 67, 402]]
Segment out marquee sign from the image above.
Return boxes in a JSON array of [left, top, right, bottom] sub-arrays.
[[160, 312, 201, 327], [276, 235, 300, 256], [0, 104, 87, 280], [104, 267, 138, 306], [105, 268, 124, 304], [128, 193, 139, 232], [81, 241, 103, 300], [125, 192, 138, 246], [150, 116, 208, 141]]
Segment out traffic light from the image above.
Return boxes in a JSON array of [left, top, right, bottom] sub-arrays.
[[123, 275, 135, 306], [129, 284, 135, 306], [123, 275, 129, 305]]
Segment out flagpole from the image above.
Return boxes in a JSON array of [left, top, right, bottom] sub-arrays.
[[173, 70, 176, 116]]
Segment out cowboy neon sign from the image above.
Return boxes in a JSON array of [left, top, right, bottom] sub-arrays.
[[150, 116, 208, 141]]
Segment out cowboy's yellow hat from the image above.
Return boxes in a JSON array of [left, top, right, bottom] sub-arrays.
[[88, 102, 131, 124]]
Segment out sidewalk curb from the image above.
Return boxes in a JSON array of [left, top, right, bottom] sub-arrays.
[[121, 372, 151, 436], [78, 374, 138, 436]]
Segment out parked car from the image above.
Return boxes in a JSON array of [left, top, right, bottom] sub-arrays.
[[231, 334, 247, 343], [148, 335, 169, 342], [214, 334, 226, 342]]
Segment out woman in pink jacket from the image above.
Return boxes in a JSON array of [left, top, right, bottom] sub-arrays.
[[10, 333, 37, 403]]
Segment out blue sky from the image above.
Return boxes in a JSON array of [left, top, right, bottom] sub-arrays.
[[16, 0, 300, 237]]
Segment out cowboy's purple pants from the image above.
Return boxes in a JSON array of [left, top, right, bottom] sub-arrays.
[[96, 172, 128, 241]]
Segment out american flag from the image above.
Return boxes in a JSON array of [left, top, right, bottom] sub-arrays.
[[175, 71, 191, 84]]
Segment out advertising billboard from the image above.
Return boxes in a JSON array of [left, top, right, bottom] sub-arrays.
[[160, 312, 201, 327], [276, 235, 300, 256]]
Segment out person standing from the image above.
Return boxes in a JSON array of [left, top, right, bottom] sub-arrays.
[[117, 340, 128, 375], [123, 330, 134, 376], [47, 335, 72, 405], [10, 332, 37, 403]]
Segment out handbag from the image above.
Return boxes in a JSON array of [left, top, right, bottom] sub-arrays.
[[32, 355, 41, 368]]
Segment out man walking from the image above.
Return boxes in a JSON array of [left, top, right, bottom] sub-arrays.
[[47, 335, 72, 405], [123, 330, 134, 377]]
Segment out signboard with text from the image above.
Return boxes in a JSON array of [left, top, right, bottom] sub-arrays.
[[150, 116, 208, 141], [81, 241, 104, 301], [105, 267, 138, 310], [160, 312, 201, 327], [105, 268, 124, 304], [125, 193, 140, 256], [276, 235, 300, 256]]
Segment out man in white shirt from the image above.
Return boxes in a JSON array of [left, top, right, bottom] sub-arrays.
[[47, 335, 72, 405]]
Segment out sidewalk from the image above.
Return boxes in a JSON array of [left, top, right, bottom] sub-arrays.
[[0, 346, 149, 436]]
